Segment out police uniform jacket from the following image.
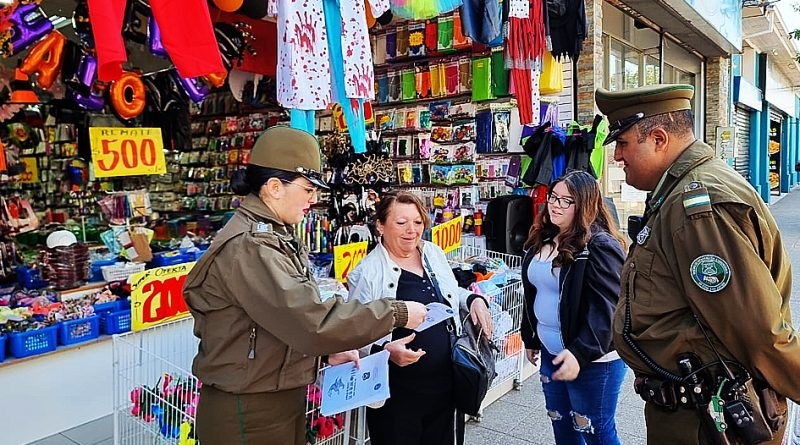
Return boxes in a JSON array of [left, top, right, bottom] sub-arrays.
[[612, 140, 800, 404], [183, 194, 402, 394], [521, 231, 625, 369]]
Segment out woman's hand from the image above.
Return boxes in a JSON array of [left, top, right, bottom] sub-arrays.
[[551, 349, 580, 381], [525, 348, 540, 366], [384, 333, 425, 366], [469, 298, 494, 339], [327, 350, 361, 368]]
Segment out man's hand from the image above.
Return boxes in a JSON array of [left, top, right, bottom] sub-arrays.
[[526, 348, 540, 366], [327, 350, 361, 368], [469, 298, 494, 339], [404, 301, 427, 329], [384, 333, 426, 366], [551, 349, 580, 381]]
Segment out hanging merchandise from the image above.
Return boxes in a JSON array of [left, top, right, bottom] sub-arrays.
[[459, 0, 502, 45], [521, 121, 567, 186], [547, 0, 587, 61], [539, 50, 563, 95], [504, 0, 546, 124], [85, 0, 225, 82], [391, 0, 464, 20]]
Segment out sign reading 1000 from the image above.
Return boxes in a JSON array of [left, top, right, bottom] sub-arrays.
[[89, 127, 167, 178]]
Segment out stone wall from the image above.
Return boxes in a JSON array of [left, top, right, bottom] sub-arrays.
[[705, 57, 732, 147], [576, 0, 605, 125]]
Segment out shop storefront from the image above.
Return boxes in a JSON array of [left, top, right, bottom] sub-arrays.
[[0, 0, 591, 442], [597, 0, 722, 231]]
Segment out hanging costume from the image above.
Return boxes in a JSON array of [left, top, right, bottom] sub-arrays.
[[504, 0, 546, 124], [276, 0, 387, 152], [86, 0, 224, 82], [547, 0, 586, 60]]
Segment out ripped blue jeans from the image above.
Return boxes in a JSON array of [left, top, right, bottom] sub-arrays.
[[539, 349, 627, 445]]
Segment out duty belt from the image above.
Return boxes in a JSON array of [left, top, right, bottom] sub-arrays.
[[634, 376, 709, 411]]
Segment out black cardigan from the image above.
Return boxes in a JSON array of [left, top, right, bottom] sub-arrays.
[[520, 231, 625, 369]]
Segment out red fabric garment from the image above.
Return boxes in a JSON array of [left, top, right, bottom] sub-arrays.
[[211, 10, 277, 76], [87, 0, 224, 82]]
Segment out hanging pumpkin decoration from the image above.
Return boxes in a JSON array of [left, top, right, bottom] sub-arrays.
[[109, 71, 146, 120], [212, 0, 244, 13]]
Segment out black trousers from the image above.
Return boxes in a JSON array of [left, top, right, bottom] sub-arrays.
[[366, 389, 455, 445]]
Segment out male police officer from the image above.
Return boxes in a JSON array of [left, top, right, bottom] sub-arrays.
[[596, 84, 800, 444]]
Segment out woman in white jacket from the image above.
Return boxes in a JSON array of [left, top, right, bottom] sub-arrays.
[[347, 191, 493, 445]]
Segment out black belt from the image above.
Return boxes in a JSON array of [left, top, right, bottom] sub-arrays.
[[634, 376, 708, 411]]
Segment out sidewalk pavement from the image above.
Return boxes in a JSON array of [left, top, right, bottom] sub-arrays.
[[30, 188, 800, 445]]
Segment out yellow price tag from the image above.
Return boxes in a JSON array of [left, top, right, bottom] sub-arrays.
[[89, 127, 167, 178], [130, 262, 195, 331], [18, 157, 38, 183], [431, 216, 462, 254], [333, 241, 369, 283]]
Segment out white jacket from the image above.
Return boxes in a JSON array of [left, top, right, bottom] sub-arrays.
[[347, 240, 472, 352]]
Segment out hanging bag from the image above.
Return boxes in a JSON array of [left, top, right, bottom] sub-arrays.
[[540, 51, 564, 95]]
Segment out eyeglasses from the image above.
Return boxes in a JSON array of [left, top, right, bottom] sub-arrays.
[[547, 192, 575, 208], [280, 179, 317, 194]]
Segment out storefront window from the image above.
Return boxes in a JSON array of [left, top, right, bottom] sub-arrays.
[[645, 56, 660, 85], [608, 39, 641, 91]]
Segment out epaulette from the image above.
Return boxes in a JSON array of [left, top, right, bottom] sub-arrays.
[[682, 181, 712, 216]]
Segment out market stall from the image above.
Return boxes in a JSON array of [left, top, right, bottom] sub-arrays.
[[0, 0, 601, 443]]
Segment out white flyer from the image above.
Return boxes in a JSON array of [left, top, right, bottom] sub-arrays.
[[414, 302, 455, 332], [319, 350, 391, 417]]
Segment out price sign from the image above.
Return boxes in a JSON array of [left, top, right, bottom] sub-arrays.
[[18, 157, 38, 183], [431, 216, 462, 254], [130, 262, 195, 331], [89, 127, 167, 178], [333, 241, 368, 283]]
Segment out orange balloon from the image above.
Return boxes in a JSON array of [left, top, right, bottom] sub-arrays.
[[109, 72, 146, 120], [213, 0, 244, 12], [365, 3, 377, 29], [20, 31, 66, 89]]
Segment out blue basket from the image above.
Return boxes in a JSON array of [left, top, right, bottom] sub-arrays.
[[9, 325, 59, 358], [58, 316, 100, 346], [100, 310, 132, 335], [0, 335, 5, 362], [93, 300, 121, 316]]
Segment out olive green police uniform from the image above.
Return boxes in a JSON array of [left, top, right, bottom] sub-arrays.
[[596, 85, 800, 445]]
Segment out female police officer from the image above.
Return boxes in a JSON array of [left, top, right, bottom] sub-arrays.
[[183, 126, 427, 445]]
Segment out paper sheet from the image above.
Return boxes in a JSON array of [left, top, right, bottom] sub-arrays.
[[414, 302, 455, 332], [319, 350, 391, 417]]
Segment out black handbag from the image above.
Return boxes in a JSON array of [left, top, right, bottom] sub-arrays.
[[450, 313, 498, 416], [423, 256, 498, 417]]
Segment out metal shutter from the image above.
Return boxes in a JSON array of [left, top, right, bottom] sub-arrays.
[[734, 106, 751, 179]]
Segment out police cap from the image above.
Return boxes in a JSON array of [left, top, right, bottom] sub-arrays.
[[249, 126, 329, 189], [595, 84, 694, 145]]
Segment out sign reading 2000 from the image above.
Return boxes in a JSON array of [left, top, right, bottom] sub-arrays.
[[89, 127, 167, 177]]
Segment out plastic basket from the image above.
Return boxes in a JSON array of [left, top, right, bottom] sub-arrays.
[[58, 315, 100, 346], [101, 262, 146, 282], [9, 325, 59, 358], [0, 335, 5, 362], [93, 300, 122, 316], [100, 310, 132, 335]]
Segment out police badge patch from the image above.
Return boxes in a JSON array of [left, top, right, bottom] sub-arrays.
[[637, 226, 651, 245], [689, 254, 731, 292]]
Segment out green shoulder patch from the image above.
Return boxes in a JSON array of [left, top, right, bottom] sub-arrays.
[[689, 254, 731, 292], [682, 183, 711, 216]]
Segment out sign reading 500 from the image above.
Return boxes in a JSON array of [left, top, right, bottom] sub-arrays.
[[89, 127, 167, 177]]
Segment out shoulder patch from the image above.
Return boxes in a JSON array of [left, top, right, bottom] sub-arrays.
[[689, 254, 730, 293], [682, 185, 712, 216]]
